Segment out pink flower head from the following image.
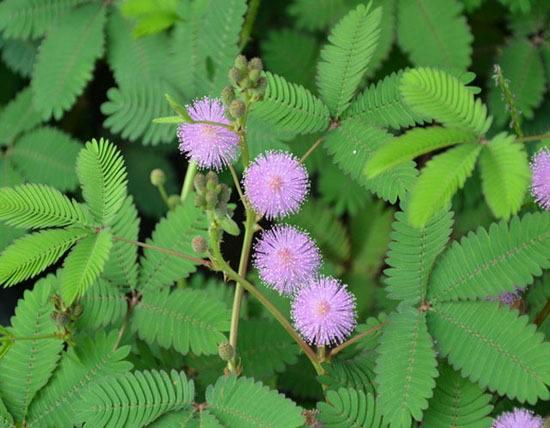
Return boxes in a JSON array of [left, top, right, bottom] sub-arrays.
[[291, 276, 356, 346], [253, 225, 321, 295], [492, 408, 543, 428], [531, 148, 550, 210], [177, 98, 240, 170], [243, 151, 309, 219]]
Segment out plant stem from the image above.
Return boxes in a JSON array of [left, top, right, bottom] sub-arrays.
[[180, 161, 198, 202], [228, 164, 247, 207], [516, 133, 550, 143], [113, 291, 140, 350], [156, 183, 170, 208], [492, 64, 523, 138], [329, 322, 386, 358], [300, 137, 324, 163], [534, 298, 550, 327], [111, 235, 211, 268], [239, 0, 261, 50]]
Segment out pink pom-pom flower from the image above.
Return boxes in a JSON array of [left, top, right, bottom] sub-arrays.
[[253, 225, 321, 295], [243, 151, 309, 219], [177, 98, 240, 170], [291, 276, 356, 346], [531, 148, 550, 210], [492, 408, 543, 428]]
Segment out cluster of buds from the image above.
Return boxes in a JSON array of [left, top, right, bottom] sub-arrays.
[[194, 172, 232, 216], [222, 55, 267, 121], [50, 294, 82, 333]]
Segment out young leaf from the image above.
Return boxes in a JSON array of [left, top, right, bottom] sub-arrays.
[[9, 127, 81, 191], [59, 229, 113, 305], [423, 363, 493, 428], [138, 198, 207, 290], [316, 3, 382, 117], [345, 71, 427, 130], [397, 0, 472, 71], [0, 87, 43, 146], [32, 3, 106, 120], [375, 307, 438, 427], [0, 277, 63, 423], [76, 138, 128, 226], [206, 376, 304, 428], [0, 228, 88, 287], [479, 133, 530, 219], [385, 199, 453, 304], [317, 388, 384, 428], [428, 212, 550, 302], [408, 143, 481, 227], [26, 331, 132, 427], [251, 72, 330, 135], [132, 287, 230, 356], [76, 370, 194, 428], [428, 301, 550, 404], [77, 278, 128, 330], [367, 127, 477, 178], [0, 184, 89, 229], [400, 67, 491, 135]]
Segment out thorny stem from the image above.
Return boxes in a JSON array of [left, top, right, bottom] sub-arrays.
[[110, 235, 211, 268], [329, 322, 386, 358], [516, 133, 550, 143], [493, 64, 523, 138], [239, 0, 261, 50], [300, 137, 324, 163], [180, 161, 198, 202], [534, 298, 550, 327]]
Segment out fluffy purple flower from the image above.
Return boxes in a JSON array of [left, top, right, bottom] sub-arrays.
[[177, 98, 240, 170], [291, 276, 356, 346], [254, 225, 321, 295], [531, 148, 550, 210], [492, 408, 543, 428], [243, 151, 309, 219]]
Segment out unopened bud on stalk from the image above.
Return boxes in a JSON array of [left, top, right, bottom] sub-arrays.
[[229, 67, 243, 84], [229, 100, 246, 118], [248, 57, 263, 71], [167, 195, 180, 209], [194, 173, 206, 193], [234, 55, 248, 70], [221, 86, 235, 106], [218, 341, 235, 361], [150, 168, 166, 186], [249, 68, 261, 83]]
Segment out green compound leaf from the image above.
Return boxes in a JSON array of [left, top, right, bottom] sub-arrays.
[[479, 133, 530, 220], [375, 307, 438, 427], [59, 229, 113, 305], [0, 228, 88, 287], [0, 184, 89, 229], [76, 138, 128, 226], [9, 127, 81, 192], [206, 376, 304, 428], [367, 127, 477, 178], [26, 331, 132, 428], [397, 0, 472, 71], [251, 72, 330, 135], [324, 118, 417, 203], [400, 67, 491, 135], [319, 353, 377, 397], [1, 38, 39, 78], [428, 212, 550, 302], [76, 370, 194, 428], [317, 388, 385, 428], [428, 301, 550, 404], [0, 87, 43, 146], [287, 0, 349, 32], [138, 198, 207, 290], [132, 287, 230, 356], [77, 278, 128, 330], [408, 143, 481, 228], [32, 3, 106, 120], [385, 199, 453, 305], [316, 3, 382, 117], [0, 277, 63, 423], [345, 70, 428, 130], [0, 0, 90, 39], [0, 398, 13, 428], [423, 363, 493, 428]]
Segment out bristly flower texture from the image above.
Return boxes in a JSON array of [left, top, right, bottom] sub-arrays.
[[177, 98, 240, 170], [531, 148, 550, 210], [492, 408, 543, 428], [254, 225, 321, 295], [291, 276, 356, 346], [243, 151, 309, 219]]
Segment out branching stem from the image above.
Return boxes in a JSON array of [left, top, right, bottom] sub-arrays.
[[329, 322, 386, 358], [300, 137, 324, 163]]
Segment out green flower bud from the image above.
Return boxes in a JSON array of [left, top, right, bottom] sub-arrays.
[[191, 236, 208, 253], [229, 99, 246, 119], [218, 341, 235, 361], [256, 76, 267, 92], [219, 185, 231, 204], [215, 201, 228, 217], [249, 68, 261, 83], [194, 193, 206, 208], [194, 173, 206, 193], [205, 191, 218, 210], [248, 57, 263, 71], [150, 168, 166, 186], [206, 171, 219, 184], [167, 195, 180, 209], [229, 67, 243, 84], [234, 54, 248, 70], [221, 86, 235, 106], [239, 77, 251, 89]]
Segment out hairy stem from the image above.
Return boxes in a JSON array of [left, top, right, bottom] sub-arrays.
[[493, 64, 523, 138], [516, 133, 550, 143], [329, 322, 386, 358], [239, 0, 261, 50], [180, 161, 198, 202]]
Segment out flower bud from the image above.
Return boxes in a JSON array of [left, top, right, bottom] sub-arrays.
[[219, 185, 231, 204], [221, 86, 235, 106], [167, 195, 180, 209], [206, 171, 219, 185], [234, 55, 248, 70], [194, 193, 206, 208], [248, 57, 263, 71], [205, 191, 218, 210], [194, 173, 206, 193], [239, 77, 251, 89], [249, 68, 261, 83], [192, 236, 208, 253], [229, 100, 246, 119], [229, 67, 243, 84], [150, 168, 166, 186], [218, 341, 235, 361]]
